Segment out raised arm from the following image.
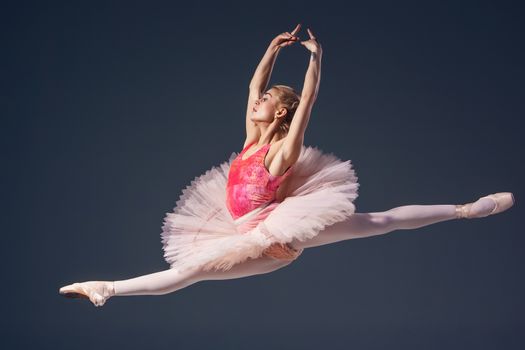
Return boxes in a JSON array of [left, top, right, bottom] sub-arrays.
[[281, 28, 323, 162], [245, 24, 302, 146]]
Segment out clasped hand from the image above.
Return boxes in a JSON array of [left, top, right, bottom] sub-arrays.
[[271, 23, 322, 54]]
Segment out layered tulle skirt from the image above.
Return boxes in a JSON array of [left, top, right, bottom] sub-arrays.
[[161, 145, 360, 273]]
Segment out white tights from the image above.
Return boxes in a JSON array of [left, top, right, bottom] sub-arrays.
[[113, 202, 474, 297]]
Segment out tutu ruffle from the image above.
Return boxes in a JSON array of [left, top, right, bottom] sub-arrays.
[[161, 145, 359, 273]]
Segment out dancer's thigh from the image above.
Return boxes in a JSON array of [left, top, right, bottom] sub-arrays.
[[289, 212, 391, 250], [196, 255, 294, 281]]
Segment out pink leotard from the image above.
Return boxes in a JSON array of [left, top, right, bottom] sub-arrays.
[[226, 141, 293, 220]]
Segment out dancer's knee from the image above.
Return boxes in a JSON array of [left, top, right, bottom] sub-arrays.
[[369, 212, 394, 230], [354, 212, 396, 236], [195, 256, 292, 282]]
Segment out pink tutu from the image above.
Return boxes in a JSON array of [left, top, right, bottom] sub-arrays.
[[161, 145, 360, 273]]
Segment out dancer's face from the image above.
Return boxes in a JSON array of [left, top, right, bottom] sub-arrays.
[[250, 88, 284, 124]]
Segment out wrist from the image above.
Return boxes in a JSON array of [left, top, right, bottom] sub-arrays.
[[310, 50, 322, 61], [269, 40, 281, 51]]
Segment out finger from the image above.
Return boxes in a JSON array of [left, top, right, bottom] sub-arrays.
[[307, 28, 316, 39], [290, 23, 301, 36], [290, 23, 301, 35]]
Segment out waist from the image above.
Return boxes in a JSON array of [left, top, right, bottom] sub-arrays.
[[232, 200, 276, 226]]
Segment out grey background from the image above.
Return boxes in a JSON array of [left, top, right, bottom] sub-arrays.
[[2, 0, 524, 349]]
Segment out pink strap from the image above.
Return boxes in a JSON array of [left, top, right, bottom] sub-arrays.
[[241, 141, 256, 154]]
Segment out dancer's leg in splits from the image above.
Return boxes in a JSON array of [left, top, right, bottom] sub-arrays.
[[291, 204, 463, 249], [59, 193, 513, 306], [291, 193, 514, 249], [114, 255, 294, 297], [60, 255, 295, 306]]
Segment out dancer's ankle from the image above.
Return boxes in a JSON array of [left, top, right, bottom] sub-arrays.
[[108, 281, 116, 297]]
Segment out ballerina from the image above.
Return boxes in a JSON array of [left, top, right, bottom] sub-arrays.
[[59, 24, 515, 307]]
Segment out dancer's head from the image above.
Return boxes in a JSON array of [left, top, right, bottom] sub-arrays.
[[271, 84, 301, 135], [252, 85, 300, 136]]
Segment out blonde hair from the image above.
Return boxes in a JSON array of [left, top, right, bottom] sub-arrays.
[[270, 84, 301, 135]]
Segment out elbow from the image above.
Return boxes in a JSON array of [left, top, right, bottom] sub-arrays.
[[301, 88, 319, 102]]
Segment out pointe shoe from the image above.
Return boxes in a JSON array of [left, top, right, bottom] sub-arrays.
[[59, 281, 114, 307], [455, 192, 515, 219]]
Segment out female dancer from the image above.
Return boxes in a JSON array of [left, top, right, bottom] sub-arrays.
[[59, 24, 514, 307]]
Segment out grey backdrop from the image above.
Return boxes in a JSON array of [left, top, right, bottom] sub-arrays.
[[3, 0, 524, 349]]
